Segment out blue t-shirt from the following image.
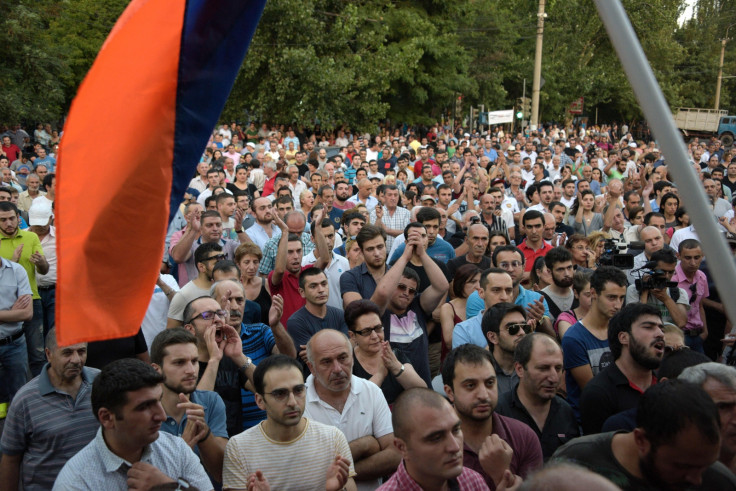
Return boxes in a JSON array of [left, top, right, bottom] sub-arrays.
[[389, 236, 456, 264], [240, 322, 276, 429], [160, 390, 228, 455], [561, 321, 613, 420]]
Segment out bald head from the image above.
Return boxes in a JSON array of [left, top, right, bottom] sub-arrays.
[[305, 329, 351, 365], [392, 388, 453, 440], [519, 463, 621, 491]]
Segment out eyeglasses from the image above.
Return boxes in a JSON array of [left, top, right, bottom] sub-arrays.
[[263, 384, 307, 402], [188, 309, 228, 323], [207, 254, 226, 262], [688, 283, 698, 304], [397, 284, 417, 295], [498, 261, 523, 269], [503, 323, 532, 335], [354, 325, 384, 337]]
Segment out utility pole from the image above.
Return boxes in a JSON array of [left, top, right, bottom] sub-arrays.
[[531, 0, 546, 131], [715, 23, 735, 110]]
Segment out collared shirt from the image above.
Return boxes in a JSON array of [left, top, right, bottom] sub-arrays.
[[0, 257, 32, 336], [258, 231, 315, 276], [518, 239, 554, 272], [370, 205, 411, 251], [0, 228, 44, 298], [53, 428, 212, 491], [496, 387, 580, 461], [672, 262, 709, 331], [160, 390, 228, 455], [35, 226, 56, 286], [0, 364, 100, 491], [17, 190, 46, 212], [347, 194, 379, 212], [302, 251, 349, 311], [463, 413, 544, 489], [245, 222, 280, 251], [339, 262, 383, 304], [377, 460, 489, 491]]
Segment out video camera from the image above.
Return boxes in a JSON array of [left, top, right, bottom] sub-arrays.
[[633, 261, 678, 291], [598, 238, 634, 269]]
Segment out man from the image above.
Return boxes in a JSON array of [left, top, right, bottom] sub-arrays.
[[389, 207, 456, 264], [257, 208, 317, 277], [189, 161, 211, 193], [302, 218, 349, 312], [562, 266, 627, 420], [550, 201, 574, 237], [496, 333, 580, 461], [348, 178, 379, 212], [478, 192, 509, 238], [167, 242, 224, 328], [222, 355, 356, 491], [0, 329, 98, 491], [673, 239, 709, 352], [552, 379, 736, 490], [53, 359, 213, 490], [680, 363, 736, 473], [27, 199, 56, 335], [580, 303, 664, 435], [0, 136, 21, 164], [334, 209, 365, 256], [317, 185, 344, 230], [372, 229, 449, 385], [370, 184, 410, 251], [517, 211, 553, 277], [340, 225, 388, 307], [481, 303, 530, 397], [216, 193, 241, 240], [540, 247, 576, 322], [627, 225, 665, 285], [452, 268, 514, 349], [150, 328, 228, 484], [442, 345, 543, 489], [529, 181, 554, 213], [269, 210, 329, 328], [377, 388, 492, 490], [626, 248, 689, 329], [197, 168, 231, 207], [0, 201, 48, 377], [446, 223, 491, 278], [16, 173, 44, 212], [334, 181, 357, 211], [170, 210, 241, 286], [305, 330, 399, 490]]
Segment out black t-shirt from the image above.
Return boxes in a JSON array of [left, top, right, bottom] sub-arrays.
[[447, 254, 491, 279], [86, 328, 148, 369], [198, 358, 243, 437], [352, 349, 411, 405]]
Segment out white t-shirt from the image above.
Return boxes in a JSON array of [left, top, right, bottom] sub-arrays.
[[142, 275, 179, 349]]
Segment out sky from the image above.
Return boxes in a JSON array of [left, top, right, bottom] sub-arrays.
[[679, 0, 697, 26]]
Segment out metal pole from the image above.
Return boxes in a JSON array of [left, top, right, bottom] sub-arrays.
[[531, 0, 546, 131], [716, 38, 726, 110], [594, 0, 736, 327]]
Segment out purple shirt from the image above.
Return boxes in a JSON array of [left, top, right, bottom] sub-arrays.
[[377, 459, 489, 490], [672, 263, 709, 331], [463, 413, 543, 490]]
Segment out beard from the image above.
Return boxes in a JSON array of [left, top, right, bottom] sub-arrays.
[[629, 336, 662, 370], [163, 377, 196, 396], [553, 275, 573, 288]]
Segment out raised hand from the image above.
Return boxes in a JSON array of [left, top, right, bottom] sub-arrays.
[[268, 294, 284, 327], [325, 455, 351, 491], [478, 434, 514, 487]]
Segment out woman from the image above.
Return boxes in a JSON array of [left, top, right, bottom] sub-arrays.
[[396, 169, 408, 193], [447, 140, 457, 159], [235, 243, 271, 325], [488, 230, 510, 256], [587, 231, 611, 267], [439, 265, 481, 361], [591, 167, 606, 191], [666, 207, 689, 242], [569, 190, 603, 235], [227, 164, 258, 197], [566, 234, 595, 272], [299, 190, 315, 217], [555, 272, 592, 338], [345, 238, 364, 269], [212, 149, 224, 167], [623, 206, 646, 243], [348, 300, 426, 404], [530, 256, 552, 292], [659, 192, 680, 229]]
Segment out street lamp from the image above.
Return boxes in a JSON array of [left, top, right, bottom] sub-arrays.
[[715, 22, 736, 111]]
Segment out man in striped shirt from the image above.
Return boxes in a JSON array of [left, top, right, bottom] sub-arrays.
[[0, 328, 99, 490]]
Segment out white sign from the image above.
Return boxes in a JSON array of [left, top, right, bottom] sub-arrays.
[[487, 110, 514, 125]]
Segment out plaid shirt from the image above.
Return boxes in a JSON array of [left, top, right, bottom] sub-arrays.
[[370, 205, 411, 251], [258, 231, 315, 275], [377, 460, 489, 490]]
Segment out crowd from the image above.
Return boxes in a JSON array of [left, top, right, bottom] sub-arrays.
[[1, 120, 736, 489]]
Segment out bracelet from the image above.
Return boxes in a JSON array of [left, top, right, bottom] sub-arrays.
[[201, 427, 211, 442], [394, 364, 405, 377], [234, 229, 243, 233]]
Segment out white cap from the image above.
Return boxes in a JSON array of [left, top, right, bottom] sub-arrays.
[[28, 200, 53, 226]]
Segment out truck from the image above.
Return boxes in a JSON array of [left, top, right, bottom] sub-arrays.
[[674, 107, 736, 147]]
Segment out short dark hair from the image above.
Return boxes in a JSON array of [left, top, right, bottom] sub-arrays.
[[212, 259, 239, 277], [416, 207, 441, 224], [479, 267, 509, 291], [273, 195, 294, 208], [344, 299, 382, 331], [401, 267, 420, 286], [0, 201, 18, 214], [309, 218, 333, 237], [215, 192, 234, 205], [636, 379, 720, 448], [514, 332, 560, 370], [200, 209, 221, 223], [194, 241, 223, 266], [42, 172, 55, 189], [657, 349, 710, 380], [298, 266, 324, 290], [653, 180, 672, 196], [525, 184, 539, 202], [341, 210, 366, 228], [441, 344, 494, 390], [643, 211, 664, 225], [403, 221, 425, 240], [537, 180, 553, 192], [356, 224, 386, 249], [678, 238, 702, 254], [91, 358, 163, 421], [589, 265, 628, 294], [252, 354, 303, 395], [522, 209, 544, 226], [544, 246, 573, 269], [650, 248, 677, 266], [492, 244, 524, 267], [482, 302, 527, 341], [608, 303, 661, 360], [182, 296, 212, 325], [150, 327, 197, 366]]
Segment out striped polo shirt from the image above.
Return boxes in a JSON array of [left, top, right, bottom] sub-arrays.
[[0, 364, 100, 490]]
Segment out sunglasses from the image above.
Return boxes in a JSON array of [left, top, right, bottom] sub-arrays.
[[264, 384, 307, 402], [397, 284, 417, 295], [354, 325, 384, 337], [503, 323, 532, 335], [188, 309, 228, 323], [688, 283, 698, 304]]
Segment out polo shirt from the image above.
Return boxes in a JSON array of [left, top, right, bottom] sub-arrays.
[[339, 262, 383, 304], [0, 365, 100, 491], [288, 305, 349, 366], [462, 413, 544, 489], [518, 239, 553, 272], [496, 387, 580, 461], [268, 265, 313, 330], [579, 362, 656, 436], [160, 389, 228, 458], [0, 257, 31, 336], [0, 228, 44, 298]]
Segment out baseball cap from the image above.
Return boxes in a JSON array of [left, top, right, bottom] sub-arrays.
[[185, 187, 201, 198], [420, 195, 437, 203], [28, 200, 53, 226]]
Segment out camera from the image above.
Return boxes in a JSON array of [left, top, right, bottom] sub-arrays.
[[635, 270, 677, 291], [598, 238, 634, 269]]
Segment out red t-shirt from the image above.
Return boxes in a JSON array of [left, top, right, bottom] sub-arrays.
[[518, 239, 553, 272], [2, 144, 20, 163], [268, 265, 313, 330]]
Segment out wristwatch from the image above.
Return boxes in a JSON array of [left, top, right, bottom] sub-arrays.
[[239, 357, 253, 372], [395, 364, 406, 377]]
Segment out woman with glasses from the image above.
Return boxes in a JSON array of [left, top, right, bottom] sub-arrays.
[[346, 300, 426, 404], [565, 234, 596, 273], [439, 264, 481, 363]]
